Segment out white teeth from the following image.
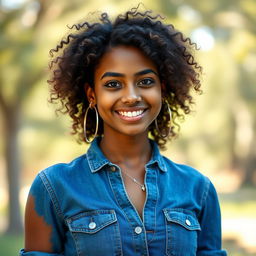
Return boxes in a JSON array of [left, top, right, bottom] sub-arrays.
[[119, 110, 143, 117]]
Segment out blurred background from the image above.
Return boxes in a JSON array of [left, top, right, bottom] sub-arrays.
[[0, 0, 255, 255]]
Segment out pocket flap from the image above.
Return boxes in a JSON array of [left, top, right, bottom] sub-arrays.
[[163, 208, 201, 231], [66, 210, 117, 234]]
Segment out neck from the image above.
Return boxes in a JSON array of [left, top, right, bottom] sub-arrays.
[[100, 133, 152, 167]]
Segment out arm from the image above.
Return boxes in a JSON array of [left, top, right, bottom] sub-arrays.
[[20, 174, 64, 255], [197, 180, 227, 256], [24, 194, 53, 252]]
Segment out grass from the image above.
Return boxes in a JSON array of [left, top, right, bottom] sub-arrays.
[[0, 234, 23, 256]]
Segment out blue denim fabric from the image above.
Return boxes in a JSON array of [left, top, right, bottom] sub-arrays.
[[20, 138, 227, 256]]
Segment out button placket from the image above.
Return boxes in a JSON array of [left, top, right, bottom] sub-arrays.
[[107, 165, 149, 255], [142, 166, 158, 241]]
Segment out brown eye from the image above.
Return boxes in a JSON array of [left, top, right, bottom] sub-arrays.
[[137, 78, 154, 87], [104, 80, 121, 89]]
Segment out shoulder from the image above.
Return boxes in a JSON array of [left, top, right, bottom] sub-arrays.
[[30, 153, 89, 196], [39, 153, 88, 181], [163, 156, 208, 180], [161, 156, 219, 214], [161, 155, 211, 193]]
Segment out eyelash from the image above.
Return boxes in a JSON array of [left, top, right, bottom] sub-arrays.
[[138, 78, 154, 86], [104, 78, 155, 89]]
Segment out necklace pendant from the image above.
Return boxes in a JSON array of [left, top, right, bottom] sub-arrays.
[[141, 185, 146, 192]]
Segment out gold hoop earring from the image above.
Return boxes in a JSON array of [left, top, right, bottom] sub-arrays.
[[84, 102, 99, 143], [155, 100, 172, 138]]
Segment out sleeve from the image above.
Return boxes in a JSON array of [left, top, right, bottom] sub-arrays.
[[197, 179, 227, 256], [20, 172, 65, 255], [19, 249, 63, 256]]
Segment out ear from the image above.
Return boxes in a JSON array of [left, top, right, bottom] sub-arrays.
[[84, 83, 96, 106]]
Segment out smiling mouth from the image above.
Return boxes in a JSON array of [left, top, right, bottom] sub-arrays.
[[118, 110, 144, 117], [115, 108, 147, 121]]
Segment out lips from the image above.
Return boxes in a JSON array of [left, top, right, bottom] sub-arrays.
[[115, 108, 147, 121], [118, 110, 144, 117]]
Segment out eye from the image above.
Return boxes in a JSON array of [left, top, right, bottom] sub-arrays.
[[104, 80, 121, 89], [137, 78, 154, 87]]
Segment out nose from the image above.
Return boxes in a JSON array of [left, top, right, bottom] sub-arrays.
[[121, 86, 142, 105]]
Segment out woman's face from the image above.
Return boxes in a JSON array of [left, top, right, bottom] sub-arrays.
[[88, 45, 162, 138]]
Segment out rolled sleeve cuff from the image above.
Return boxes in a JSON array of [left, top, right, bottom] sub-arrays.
[[19, 249, 63, 256], [197, 250, 227, 256]]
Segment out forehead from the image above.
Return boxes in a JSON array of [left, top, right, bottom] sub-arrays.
[[94, 46, 158, 77]]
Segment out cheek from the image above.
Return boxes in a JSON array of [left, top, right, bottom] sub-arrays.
[[95, 94, 116, 117], [152, 90, 163, 118], [155, 99, 163, 117], [147, 87, 162, 109]]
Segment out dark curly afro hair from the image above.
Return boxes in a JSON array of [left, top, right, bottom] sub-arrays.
[[48, 6, 202, 150]]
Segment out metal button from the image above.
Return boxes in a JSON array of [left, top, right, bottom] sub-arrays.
[[110, 166, 116, 172], [88, 221, 96, 229], [185, 219, 191, 226], [134, 226, 142, 234]]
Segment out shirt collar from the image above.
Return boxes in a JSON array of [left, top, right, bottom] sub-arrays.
[[146, 140, 167, 172], [87, 137, 167, 173]]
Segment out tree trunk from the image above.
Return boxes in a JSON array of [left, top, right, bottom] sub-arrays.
[[3, 104, 23, 234], [242, 131, 256, 186]]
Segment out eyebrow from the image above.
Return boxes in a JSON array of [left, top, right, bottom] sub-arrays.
[[100, 69, 158, 80], [135, 69, 158, 76]]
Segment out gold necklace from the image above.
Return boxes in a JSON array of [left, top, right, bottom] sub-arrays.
[[121, 169, 146, 192]]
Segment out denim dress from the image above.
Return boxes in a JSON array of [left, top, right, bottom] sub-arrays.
[[20, 138, 227, 256]]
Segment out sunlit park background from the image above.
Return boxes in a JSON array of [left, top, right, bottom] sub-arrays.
[[0, 0, 256, 255]]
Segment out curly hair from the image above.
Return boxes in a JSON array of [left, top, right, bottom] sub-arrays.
[[48, 7, 202, 150]]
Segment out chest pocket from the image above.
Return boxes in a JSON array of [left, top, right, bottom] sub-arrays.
[[66, 210, 122, 256], [163, 208, 201, 256]]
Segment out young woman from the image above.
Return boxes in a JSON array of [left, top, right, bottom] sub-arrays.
[[20, 7, 227, 256]]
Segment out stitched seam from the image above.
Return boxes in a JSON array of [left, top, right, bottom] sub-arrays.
[[199, 176, 211, 217], [115, 218, 124, 256], [39, 171, 64, 221], [86, 151, 109, 172], [147, 167, 158, 244], [70, 231, 82, 256], [164, 208, 197, 216], [166, 219, 200, 230], [85, 154, 94, 172], [164, 210, 170, 256], [68, 210, 115, 221], [69, 219, 117, 233], [163, 209, 201, 230], [108, 169, 137, 253]]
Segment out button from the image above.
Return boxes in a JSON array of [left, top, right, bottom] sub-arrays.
[[110, 166, 116, 172], [185, 219, 191, 226], [134, 226, 142, 234], [88, 222, 96, 229]]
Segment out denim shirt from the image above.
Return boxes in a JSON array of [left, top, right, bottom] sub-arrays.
[[20, 138, 227, 256]]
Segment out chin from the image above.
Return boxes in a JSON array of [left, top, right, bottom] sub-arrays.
[[120, 129, 148, 137]]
